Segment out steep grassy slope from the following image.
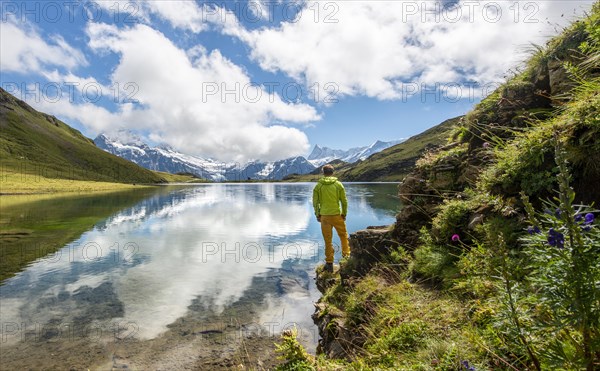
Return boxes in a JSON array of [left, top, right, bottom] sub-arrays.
[[0, 88, 166, 188]]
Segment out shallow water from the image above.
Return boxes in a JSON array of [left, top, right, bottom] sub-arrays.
[[0, 183, 398, 368]]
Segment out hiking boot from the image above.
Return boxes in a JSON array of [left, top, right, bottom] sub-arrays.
[[324, 263, 334, 273]]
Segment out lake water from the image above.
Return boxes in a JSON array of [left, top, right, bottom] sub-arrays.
[[0, 183, 398, 369]]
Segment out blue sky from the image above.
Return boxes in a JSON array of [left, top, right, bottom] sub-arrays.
[[0, 0, 595, 162]]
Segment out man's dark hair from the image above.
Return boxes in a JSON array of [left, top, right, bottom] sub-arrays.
[[322, 165, 334, 175]]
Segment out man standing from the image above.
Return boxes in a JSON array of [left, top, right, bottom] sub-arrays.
[[313, 165, 350, 272]]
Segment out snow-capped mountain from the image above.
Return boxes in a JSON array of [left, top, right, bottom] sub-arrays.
[[94, 130, 316, 181], [94, 131, 227, 180], [308, 139, 404, 166]]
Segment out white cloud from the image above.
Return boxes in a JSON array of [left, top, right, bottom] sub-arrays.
[[0, 19, 87, 74], [224, 0, 596, 100], [76, 22, 318, 162], [95, 0, 214, 33], [147, 0, 208, 32], [32, 93, 121, 133]]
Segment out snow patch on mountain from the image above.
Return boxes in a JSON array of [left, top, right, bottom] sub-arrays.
[[307, 139, 404, 166]]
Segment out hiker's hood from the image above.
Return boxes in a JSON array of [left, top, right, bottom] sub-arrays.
[[318, 176, 338, 185]]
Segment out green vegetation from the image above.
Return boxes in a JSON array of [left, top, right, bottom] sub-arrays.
[[0, 87, 167, 193], [278, 4, 600, 370], [153, 171, 208, 183], [0, 172, 159, 194]]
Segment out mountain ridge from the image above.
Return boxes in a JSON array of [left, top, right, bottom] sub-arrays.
[[307, 139, 403, 166]]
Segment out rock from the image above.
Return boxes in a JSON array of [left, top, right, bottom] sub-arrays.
[[312, 301, 359, 360], [468, 213, 485, 230], [399, 174, 431, 204], [499, 79, 551, 113], [430, 168, 457, 190], [392, 205, 431, 249], [548, 59, 574, 96], [315, 270, 338, 292], [334, 227, 399, 283]]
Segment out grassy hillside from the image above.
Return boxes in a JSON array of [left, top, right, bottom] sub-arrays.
[[277, 3, 600, 370], [153, 171, 208, 183], [0, 88, 167, 192], [0, 173, 158, 194]]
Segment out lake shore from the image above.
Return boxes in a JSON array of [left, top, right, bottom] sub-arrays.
[[0, 171, 201, 195]]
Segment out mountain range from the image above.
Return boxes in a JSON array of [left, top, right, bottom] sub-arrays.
[[307, 140, 404, 166], [94, 130, 401, 181]]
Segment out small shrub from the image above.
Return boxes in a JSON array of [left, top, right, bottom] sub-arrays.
[[431, 198, 475, 246], [384, 245, 411, 271], [382, 320, 428, 352], [275, 327, 315, 371], [454, 241, 496, 298]]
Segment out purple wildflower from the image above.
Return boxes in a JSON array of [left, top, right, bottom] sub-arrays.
[[461, 360, 476, 371], [548, 228, 565, 248], [527, 226, 541, 235], [451, 234, 461, 242], [482, 142, 490, 149], [585, 213, 595, 224], [575, 214, 584, 223], [555, 208, 562, 218]]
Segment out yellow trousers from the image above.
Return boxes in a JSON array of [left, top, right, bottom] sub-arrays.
[[320, 215, 350, 263]]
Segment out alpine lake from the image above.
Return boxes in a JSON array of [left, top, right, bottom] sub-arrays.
[[0, 183, 399, 369]]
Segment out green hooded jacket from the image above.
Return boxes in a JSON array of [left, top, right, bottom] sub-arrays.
[[313, 176, 348, 216]]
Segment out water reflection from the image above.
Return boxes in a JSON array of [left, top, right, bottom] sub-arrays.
[[0, 188, 159, 281], [0, 183, 397, 363]]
